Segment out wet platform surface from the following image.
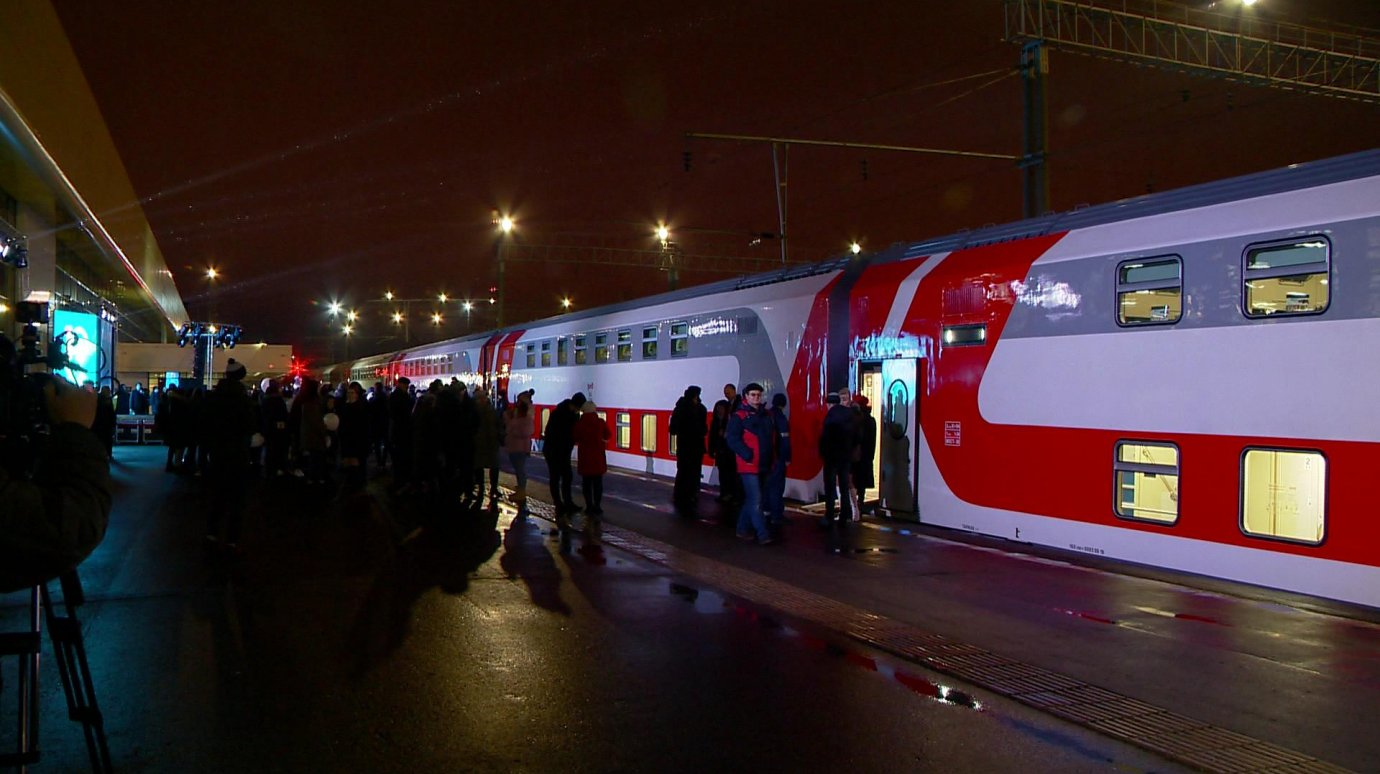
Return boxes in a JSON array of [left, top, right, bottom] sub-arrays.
[[2, 446, 1377, 772]]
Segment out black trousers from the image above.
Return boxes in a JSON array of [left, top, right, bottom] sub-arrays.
[[547, 450, 574, 507], [673, 449, 704, 511], [581, 474, 604, 514], [822, 462, 852, 522]]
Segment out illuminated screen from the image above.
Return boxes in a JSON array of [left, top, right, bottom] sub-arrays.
[[164, 371, 180, 388], [52, 309, 100, 386]]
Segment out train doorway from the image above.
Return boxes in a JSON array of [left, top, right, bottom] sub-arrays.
[[878, 358, 921, 519], [857, 363, 883, 510]]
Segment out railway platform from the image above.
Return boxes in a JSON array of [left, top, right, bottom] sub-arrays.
[[1, 444, 1375, 772]]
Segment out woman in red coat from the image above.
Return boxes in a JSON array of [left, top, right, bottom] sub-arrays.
[[573, 401, 610, 516]]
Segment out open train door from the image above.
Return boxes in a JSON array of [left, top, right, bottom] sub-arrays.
[[878, 358, 920, 520]]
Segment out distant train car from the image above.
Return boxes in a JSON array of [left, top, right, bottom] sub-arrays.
[[330, 149, 1380, 609]]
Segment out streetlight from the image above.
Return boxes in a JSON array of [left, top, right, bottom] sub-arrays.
[[656, 223, 670, 246], [384, 290, 394, 301], [347, 309, 359, 323], [850, 241, 862, 255], [493, 211, 515, 327], [438, 292, 448, 303], [431, 312, 443, 325], [561, 297, 573, 310], [327, 301, 343, 317], [205, 267, 219, 280]]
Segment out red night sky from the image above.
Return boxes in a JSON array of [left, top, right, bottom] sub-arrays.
[[51, 0, 1380, 363]]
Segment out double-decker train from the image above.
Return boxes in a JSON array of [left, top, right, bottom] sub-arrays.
[[332, 149, 1380, 610]]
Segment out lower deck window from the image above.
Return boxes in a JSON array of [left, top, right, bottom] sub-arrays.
[[640, 415, 657, 453], [1113, 441, 1179, 524], [616, 412, 631, 449], [1241, 448, 1326, 544]]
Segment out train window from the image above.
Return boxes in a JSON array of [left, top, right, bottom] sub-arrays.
[[595, 333, 610, 363], [617, 330, 633, 362], [1241, 448, 1326, 545], [576, 335, 588, 365], [525, 343, 536, 369], [941, 324, 987, 347], [641, 415, 657, 453], [541, 341, 551, 367], [541, 408, 551, 436], [1116, 257, 1182, 325], [557, 338, 569, 366], [671, 322, 689, 357], [1243, 238, 1329, 317], [669, 433, 679, 456], [1113, 441, 1179, 524], [642, 326, 658, 359], [615, 412, 630, 448]]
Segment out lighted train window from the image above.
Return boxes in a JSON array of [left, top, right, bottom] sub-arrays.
[[541, 341, 552, 367], [617, 330, 633, 362], [642, 326, 658, 359], [670, 322, 689, 357], [1116, 256, 1182, 326], [1243, 238, 1330, 317], [1241, 448, 1326, 545], [1113, 442, 1179, 524], [616, 412, 631, 449], [575, 336, 588, 365], [557, 338, 569, 366], [941, 324, 986, 347], [525, 343, 536, 368], [595, 333, 610, 363], [641, 415, 657, 453]]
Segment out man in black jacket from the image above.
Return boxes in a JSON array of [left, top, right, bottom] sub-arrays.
[[203, 358, 257, 551], [0, 376, 111, 592], [669, 385, 707, 517], [543, 391, 583, 515]]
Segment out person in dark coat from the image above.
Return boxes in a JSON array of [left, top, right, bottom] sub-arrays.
[[668, 385, 707, 517], [203, 359, 257, 550], [543, 391, 582, 515], [764, 393, 792, 530], [708, 398, 741, 508], [336, 381, 371, 492], [471, 386, 501, 504], [92, 385, 116, 460], [368, 381, 390, 469], [387, 377, 415, 491], [131, 383, 150, 415], [260, 380, 290, 478], [851, 395, 877, 515], [818, 390, 859, 527]]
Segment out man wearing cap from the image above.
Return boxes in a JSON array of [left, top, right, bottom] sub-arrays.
[[725, 382, 774, 544], [203, 358, 258, 551], [669, 385, 707, 517]]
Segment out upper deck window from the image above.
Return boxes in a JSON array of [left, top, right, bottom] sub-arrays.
[[1116, 257, 1182, 326], [670, 322, 689, 357], [1244, 238, 1329, 317], [575, 335, 587, 365], [557, 338, 569, 366], [525, 343, 536, 369], [540, 341, 551, 367], [595, 333, 610, 363], [642, 326, 658, 359], [617, 330, 632, 362]]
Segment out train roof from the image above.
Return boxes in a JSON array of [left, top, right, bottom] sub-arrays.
[[339, 148, 1380, 367]]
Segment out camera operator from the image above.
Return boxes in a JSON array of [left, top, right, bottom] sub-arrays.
[[0, 376, 112, 592]]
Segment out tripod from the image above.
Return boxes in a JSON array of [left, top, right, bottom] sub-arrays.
[[0, 571, 112, 772]]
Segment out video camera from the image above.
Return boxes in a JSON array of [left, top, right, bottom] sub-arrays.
[[0, 300, 78, 477]]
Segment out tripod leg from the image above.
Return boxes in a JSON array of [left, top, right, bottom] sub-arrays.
[[0, 587, 43, 771], [43, 578, 113, 774]]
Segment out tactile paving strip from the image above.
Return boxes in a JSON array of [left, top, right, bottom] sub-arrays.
[[513, 495, 1355, 773]]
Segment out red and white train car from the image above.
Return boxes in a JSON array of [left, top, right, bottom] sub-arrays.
[[341, 150, 1380, 609]]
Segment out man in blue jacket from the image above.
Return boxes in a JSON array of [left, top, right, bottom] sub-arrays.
[[726, 382, 774, 544]]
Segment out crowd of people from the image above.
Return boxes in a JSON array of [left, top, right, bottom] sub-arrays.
[[99, 363, 879, 552]]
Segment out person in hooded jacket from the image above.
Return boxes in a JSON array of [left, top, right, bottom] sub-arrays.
[[573, 401, 610, 516], [669, 385, 707, 517], [764, 393, 792, 530], [851, 394, 878, 516], [471, 386, 502, 505], [336, 381, 371, 493]]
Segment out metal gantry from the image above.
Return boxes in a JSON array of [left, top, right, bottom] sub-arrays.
[[1005, 0, 1380, 104]]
